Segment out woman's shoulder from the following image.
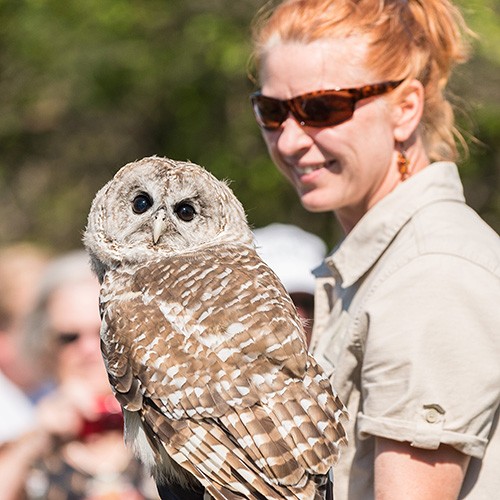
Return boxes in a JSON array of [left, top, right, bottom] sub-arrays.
[[406, 199, 500, 276]]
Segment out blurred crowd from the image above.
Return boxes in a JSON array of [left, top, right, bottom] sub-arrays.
[[0, 223, 322, 499], [0, 246, 158, 500]]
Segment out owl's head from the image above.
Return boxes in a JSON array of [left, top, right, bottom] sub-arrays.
[[83, 156, 255, 281]]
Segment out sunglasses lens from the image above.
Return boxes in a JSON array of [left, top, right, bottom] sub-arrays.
[[251, 95, 287, 130], [298, 94, 354, 127], [56, 332, 80, 345]]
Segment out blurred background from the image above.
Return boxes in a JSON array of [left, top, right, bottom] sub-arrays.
[[1, 0, 499, 251]]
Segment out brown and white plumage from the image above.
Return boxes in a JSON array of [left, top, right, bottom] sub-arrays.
[[83, 156, 347, 499]]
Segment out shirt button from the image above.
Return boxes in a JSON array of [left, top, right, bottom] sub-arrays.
[[425, 408, 440, 423]]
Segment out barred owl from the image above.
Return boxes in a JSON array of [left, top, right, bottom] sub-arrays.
[[83, 156, 347, 500]]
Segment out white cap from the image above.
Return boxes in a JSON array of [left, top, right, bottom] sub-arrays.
[[253, 223, 327, 295]]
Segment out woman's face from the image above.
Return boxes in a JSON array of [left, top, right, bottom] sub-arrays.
[[259, 38, 401, 232], [48, 279, 108, 393]]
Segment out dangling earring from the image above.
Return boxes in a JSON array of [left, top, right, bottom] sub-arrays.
[[397, 147, 411, 181]]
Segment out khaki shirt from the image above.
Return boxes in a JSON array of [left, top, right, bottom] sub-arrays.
[[310, 162, 500, 499]]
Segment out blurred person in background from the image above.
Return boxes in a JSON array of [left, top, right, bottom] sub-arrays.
[[253, 223, 327, 345], [0, 244, 50, 444], [0, 250, 158, 500]]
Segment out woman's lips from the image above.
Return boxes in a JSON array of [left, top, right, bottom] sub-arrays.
[[293, 161, 337, 180]]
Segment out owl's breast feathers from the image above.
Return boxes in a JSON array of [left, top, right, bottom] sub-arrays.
[[99, 245, 346, 499]]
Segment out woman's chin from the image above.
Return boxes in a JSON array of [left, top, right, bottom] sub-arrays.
[[300, 196, 334, 213]]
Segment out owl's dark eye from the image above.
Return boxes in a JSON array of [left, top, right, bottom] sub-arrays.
[[174, 202, 196, 222], [132, 193, 153, 214]]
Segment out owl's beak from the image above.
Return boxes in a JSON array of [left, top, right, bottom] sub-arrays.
[[152, 208, 167, 244]]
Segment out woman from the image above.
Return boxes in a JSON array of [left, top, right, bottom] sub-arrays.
[[250, 0, 500, 498], [0, 251, 158, 499]]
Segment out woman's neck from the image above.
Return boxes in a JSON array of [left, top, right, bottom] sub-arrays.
[[336, 140, 430, 234]]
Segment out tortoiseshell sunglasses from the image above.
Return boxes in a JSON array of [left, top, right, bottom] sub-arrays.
[[251, 80, 403, 130]]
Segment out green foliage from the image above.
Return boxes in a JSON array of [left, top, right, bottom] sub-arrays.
[[0, 0, 498, 251]]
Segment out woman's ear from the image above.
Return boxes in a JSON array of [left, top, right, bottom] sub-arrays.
[[392, 79, 425, 142]]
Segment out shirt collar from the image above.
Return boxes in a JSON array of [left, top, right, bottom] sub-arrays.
[[323, 162, 466, 287]]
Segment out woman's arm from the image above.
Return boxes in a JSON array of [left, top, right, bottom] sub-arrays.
[[374, 437, 470, 500]]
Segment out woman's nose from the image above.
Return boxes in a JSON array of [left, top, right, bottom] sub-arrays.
[[275, 116, 313, 158]]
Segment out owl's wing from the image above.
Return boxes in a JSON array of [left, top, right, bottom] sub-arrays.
[[100, 248, 345, 498]]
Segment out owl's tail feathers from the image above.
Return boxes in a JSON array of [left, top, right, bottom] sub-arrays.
[[218, 405, 307, 486], [175, 418, 329, 499], [144, 403, 285, 499], [143, 397, 336, 500]]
